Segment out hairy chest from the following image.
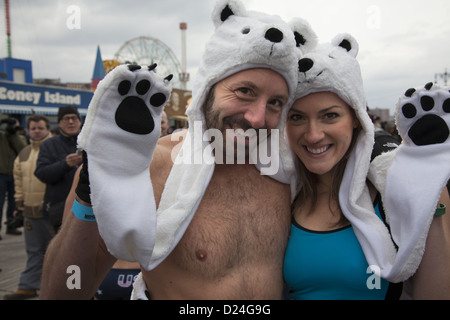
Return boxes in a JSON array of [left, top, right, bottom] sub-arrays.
[[169, 168, 291, 279]]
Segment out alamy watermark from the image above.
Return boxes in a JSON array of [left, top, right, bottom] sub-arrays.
[[66, 5, 81, 30], [66, 265, 81, 290], [65, 264, 383, 291], [169, 121, 281, 176], [367, 265, 382, 290], [366, 5, 381, 30]]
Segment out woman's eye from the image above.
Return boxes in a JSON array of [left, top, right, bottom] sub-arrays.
[[288, 113, 304, 121], [324, 112, 339, 120]]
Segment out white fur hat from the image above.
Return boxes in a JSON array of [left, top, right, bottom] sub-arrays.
[[293, 34, 447, 282], [293, 33, 376, 204], [149, 0, 316, 269], [291, 35, 414, 282]]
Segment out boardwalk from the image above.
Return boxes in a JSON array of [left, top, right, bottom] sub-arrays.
[[0, 225, 34, 299]]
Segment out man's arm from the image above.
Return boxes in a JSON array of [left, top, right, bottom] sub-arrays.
[[40, 166, 117, 300], [6, 130, 27, 154], [34, 140, 66, 184]]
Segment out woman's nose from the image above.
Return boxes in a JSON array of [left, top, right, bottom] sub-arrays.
[[304, 122, 324, 143]]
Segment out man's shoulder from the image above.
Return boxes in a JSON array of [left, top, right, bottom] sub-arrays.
[[159, 129, 187, 147], [40, 134, 58, 148], [150, 130, 187, 200], [153, 130, 187, 163], [17, 144, 32, 161], [42, 134, 60, 143]]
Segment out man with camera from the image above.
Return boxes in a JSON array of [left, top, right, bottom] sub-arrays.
[[0, 117, 27, 238]]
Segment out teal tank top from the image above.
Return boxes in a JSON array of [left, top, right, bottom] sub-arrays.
[[283, 194, 393, 300]]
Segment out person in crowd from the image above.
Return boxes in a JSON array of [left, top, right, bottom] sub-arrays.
[[0, 117, 27, 237], [39, 0, 313, 299], [34, 106, 82, 232], [283, 33, 450, 299], [384, 121, 402, 143], [160, 111, 169, 137], [4, 115, 53, 300]]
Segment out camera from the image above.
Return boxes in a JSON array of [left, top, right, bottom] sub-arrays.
[[0, 118, 19, 134]]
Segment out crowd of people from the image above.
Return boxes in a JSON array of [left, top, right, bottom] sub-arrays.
[[1, 0, 449, 301], [0, 104, 170, 300], [0, 106, 83, 299]]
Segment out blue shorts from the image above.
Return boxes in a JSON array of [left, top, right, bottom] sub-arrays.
[[95, 268, 140, 300]]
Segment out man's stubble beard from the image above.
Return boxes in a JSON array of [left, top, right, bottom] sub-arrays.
[[203, 87, 265, 162]]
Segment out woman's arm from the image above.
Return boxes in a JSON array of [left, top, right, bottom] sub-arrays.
[[409, 188, 450, 299]]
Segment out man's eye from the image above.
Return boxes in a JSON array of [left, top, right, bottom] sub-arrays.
[[268, 99, 284, 108], [236, 87, 252, 95]]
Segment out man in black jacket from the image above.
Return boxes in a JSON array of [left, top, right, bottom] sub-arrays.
[[35, 106, 82, 232]]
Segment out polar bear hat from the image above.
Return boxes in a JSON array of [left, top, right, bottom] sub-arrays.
[[292, 34, 440, 282], [294, 34, 376, 203], [187, 0, 318, 131], [150, 0, 317, 269], [292, 34, 414, 282]]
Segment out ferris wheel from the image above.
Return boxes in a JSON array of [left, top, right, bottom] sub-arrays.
[[114, 36, 184, 89]]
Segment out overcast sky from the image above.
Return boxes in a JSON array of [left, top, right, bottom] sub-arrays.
[[1, 0, 449, 115]]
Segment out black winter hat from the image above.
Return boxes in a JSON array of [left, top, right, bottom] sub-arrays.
[[58, 105, 80, 122]]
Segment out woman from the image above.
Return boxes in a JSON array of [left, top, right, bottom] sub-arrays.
[[283, 34, 450, 299]]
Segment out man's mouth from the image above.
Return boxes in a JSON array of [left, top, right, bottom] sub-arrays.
[[233, 128, 257, 138]]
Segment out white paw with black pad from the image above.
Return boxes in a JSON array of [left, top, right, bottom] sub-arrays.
[[77, 63, 173, 267], [380, 82, 450, 272], [396, 82, 450, 147]]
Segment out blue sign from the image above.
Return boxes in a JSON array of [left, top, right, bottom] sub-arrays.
[[0, 80, 93, 111]]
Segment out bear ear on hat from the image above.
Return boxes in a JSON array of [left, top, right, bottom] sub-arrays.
[[289, 17, 318, 54], [211, 0, 247, 28], [331, 33, 359, 58]]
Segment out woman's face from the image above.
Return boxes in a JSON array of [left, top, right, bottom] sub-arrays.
[[286, 91, 359, 177]]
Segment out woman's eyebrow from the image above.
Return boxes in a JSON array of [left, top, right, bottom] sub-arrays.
[[289, 105, 343, 114], [318, 105, 343, 114]]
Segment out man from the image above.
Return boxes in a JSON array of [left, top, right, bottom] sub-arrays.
[[137, 68, 291, 299], [34, 106, 82, 232], [40, 1, 314, 299], [4, 115, 53, 300], [0, 117, 27, 237]]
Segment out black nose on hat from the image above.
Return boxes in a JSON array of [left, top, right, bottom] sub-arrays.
[[298, 58, 314, 73], [265, 28, 283, 43]]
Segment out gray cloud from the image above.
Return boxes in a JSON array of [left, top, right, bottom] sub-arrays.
[[2, 0, 449, 115]]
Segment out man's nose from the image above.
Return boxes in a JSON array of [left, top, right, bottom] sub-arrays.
[[244, 102, 266, 129]]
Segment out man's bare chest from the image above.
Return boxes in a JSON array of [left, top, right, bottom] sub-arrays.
[[169, 167, 291, 278]]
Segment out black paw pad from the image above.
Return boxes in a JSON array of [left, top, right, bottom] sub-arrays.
[[401, 95, 450, 146], [115, 79, 155, 135], [408, 114, 448, 146]]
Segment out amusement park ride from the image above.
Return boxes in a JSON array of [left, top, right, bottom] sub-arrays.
[[104, 23, 189, 91], [113, 36, 185, 89]]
